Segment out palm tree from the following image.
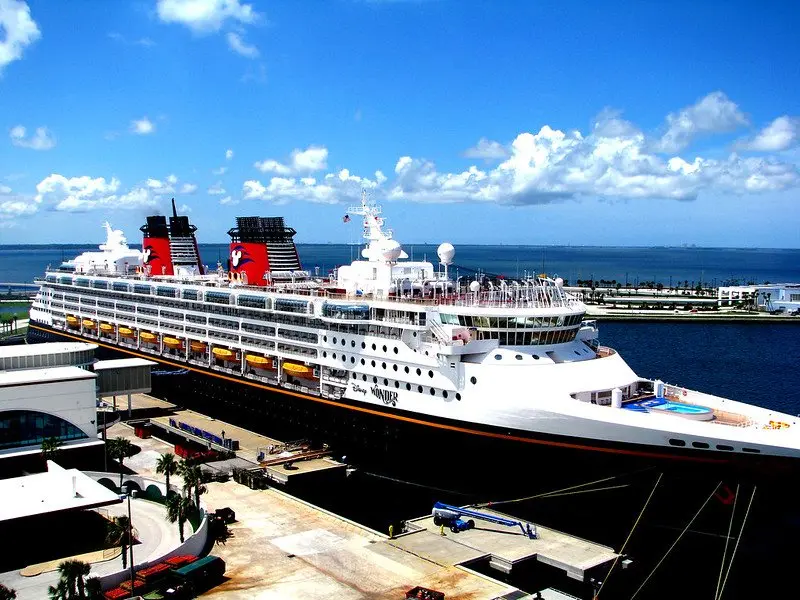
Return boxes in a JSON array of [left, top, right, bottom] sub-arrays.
[[41, 437, 63, 466], [106, 437, 134, 489], [105, 515, 132, 569], [85, 578, 102, 600], [166, 494, 194, 543], [47, 580, 68, 600], [177, 461, 206, 507], [51, 559, 91, 599], [0, 583, 17, 600], [155, 452, 178, 498]]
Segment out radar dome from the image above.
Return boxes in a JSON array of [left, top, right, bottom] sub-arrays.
[[437, 242, 455, 265], [381, 239, 403, 262], [555, 277, 564, 287], [469, 280, 481, 293]]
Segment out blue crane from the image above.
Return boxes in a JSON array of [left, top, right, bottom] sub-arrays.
[[432, 502, 538, 539]]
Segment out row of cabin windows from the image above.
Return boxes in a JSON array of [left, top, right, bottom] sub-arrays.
[[351, 371, 460, 400], [668, 438, 760, 453], [440, 313, 585, 328]]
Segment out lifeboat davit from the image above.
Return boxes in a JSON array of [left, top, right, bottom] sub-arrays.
[[100, 323, 114, 333], [140, 331, 158, 343], [82, 319, 96, 329], [190, 341, 207, 352], [245, 354, 273, 368], [119, 327, 134, 338], [163, 336, 183, 348], [282, 362, 316, 378], [212, 347, 237, 361]]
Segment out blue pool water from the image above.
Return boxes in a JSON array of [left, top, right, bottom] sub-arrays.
[[624, 397, 713, 416]]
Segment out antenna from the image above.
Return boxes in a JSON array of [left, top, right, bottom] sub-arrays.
[[171, 197, 178, 217]]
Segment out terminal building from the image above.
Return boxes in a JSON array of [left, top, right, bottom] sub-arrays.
[[717, 283, 800, 312]]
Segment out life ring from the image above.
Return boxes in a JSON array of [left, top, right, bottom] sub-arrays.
[[682, 389, 687, 397]]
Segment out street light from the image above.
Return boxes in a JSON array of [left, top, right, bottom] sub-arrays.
[[120, 485, 137, 594]]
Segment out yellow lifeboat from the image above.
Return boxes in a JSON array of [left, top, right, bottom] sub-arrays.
[[245, 354, 273, 368], [140, 331, 157, 343], [212, 347, 237, 361], [163, 337, 183, 348], [100, 323, 114, 333], [119, 327, 134, 338], [189, 341, 207, 352], [282, 362, 315, 378], [82, 319, 97, 329], [66, 316, 79, 327]]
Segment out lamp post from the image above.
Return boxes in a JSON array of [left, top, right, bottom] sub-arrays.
[[121, 485, 136, 594]]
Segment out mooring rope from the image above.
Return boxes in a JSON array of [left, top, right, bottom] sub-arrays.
[[713, 483, 740, 600], [716, 486, 756, 600], [593, 472, 663, 600], [630, 480, 722, 600]]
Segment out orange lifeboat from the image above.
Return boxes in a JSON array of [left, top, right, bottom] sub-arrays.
[[140, 331, 158, 343], [190, 341, 207, 352], [245, 354, 273, 369], [100, 323, 114, 333], [119, 327, 134, 338], [66, 316, 79, 328], [212, 347, 237, 361], [82, 319, 97, 329], [163, 336, 183, 348], [282, 362, 316, 378]]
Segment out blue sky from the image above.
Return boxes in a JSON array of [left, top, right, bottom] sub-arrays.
[[1, 0, 799, 247]]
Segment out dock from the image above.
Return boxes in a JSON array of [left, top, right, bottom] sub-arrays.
[[397, 508, 617, 582], [148, 408, 347, 485]]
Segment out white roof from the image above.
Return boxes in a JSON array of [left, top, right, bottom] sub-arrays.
[[0, 341, 97, 359], [0, 365, 96, 387], [93, 358, 157, 371], [0, 462, 121, 522]]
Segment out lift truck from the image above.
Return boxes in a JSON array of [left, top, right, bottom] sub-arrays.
[[432, 501, 538, 538]]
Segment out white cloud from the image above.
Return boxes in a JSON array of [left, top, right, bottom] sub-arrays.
[[34, 174, 141, 212], [736, 116, 800, 152], [463, 137, 509, 160], [225, 148, 234, 160], [212, 166, 227, 175], [180, 183, 198, 194], [254, 145, 329, 174], [108, 32, 156, 47], [131, 117, 155, 135], [156, 0, 259, 32], [243, 169, 381, 205], [0, 184, 37, 223], [208, 181, 226, 195], [219, 195, 237, 205], [9, 125, 56, 150], [654, 91, 748, 153], [146, 178, 165, 189], [166, 174, 178, 185], [0, 0, 40, 73], [0, 185, 11, 194], [178, 203, 192, 213], [226, 31, 258, 58]]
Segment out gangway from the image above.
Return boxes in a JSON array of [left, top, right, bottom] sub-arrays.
[[432, 501, 537, 539]]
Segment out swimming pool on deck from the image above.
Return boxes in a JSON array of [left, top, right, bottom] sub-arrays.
[[623, 397, 714, 420]]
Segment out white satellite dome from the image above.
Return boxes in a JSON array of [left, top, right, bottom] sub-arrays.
[[437, 242, 455, 265], [469, 280, 481, 293], [381, 239, 403, 262], [555, 277, 564, 287]]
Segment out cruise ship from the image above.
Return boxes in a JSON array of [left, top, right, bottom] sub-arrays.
[[27, 196, 800, 475]]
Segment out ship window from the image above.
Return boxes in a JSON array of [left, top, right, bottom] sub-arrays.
[[394, 381, 399, 388], [333, 337, 337, 344], [384, 378, 388, 386], [470, 376, 477, 384], [342, 355, 347, 363], [362, 375, 367, 381], [417, 385, 423, 393], [351, 340, 356, 347], [372, 376, 377, 383], [393, 347, 398, 354], [416, 368, 421, 376], [515, 354, 523, 360], [361, 342, 366, 349], [350, 357, 355, 364], [404, 366, 410, 374], [406, 383, 411, 390], [532, 354, 540, 360], [455, 393, 461, 400], [371, 360, 376, 367], [393, 364, 398, 371], [691, 441, 709, 449], [322, 352, 327, 358], [372, 343, 377, 350], [332, 353, 337, 359], [342, 339, 346, 346], [494, 354, 502, 360], [716, 444, 734, 451], [352, 372, 357, 378], [382, 362, 387, 369], [382, 345, 387, 352], [574, 351, 581, 355], [442, 391, 448, 399], [323, 336, 327, 342], [668, 439, 686, 447], [361, 358, 365, 365], [430, 388, 436, 396], [742, 447, 760, 454], [428, 370, 434, 378]]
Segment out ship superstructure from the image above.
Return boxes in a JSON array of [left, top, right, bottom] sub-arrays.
[[28, 193, 800, 467]]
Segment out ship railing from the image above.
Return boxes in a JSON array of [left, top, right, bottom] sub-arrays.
[[595, 346, 616, 358], [243, 372, 279, 386], [211, 364, 242, 376], [282, 381, 319, 396]]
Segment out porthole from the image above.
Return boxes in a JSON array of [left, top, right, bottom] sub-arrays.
[[494, 354, 502, 360], [383, 345, 387, 352], [418, 385, 423, 393], [668, 439, 686, 447], [382, 362, 387, 369], [742, 447, 761, 454], [393, 364, 398, 371], [372, 343, 377, 350], [717, 444, 733, 451], [342, 339, 346, 346], [413, 332, 417, 337], [333, 337, 337, 344], [384, 378, 389, 386], [323, 351, 327, 358], [332, 353, 337, 359], [456, 393, 461, 400], [404, 366, 410, 374], [342, 355, 347, 362], [393, 347, 398, 354], [470, 376, 477, 385], [352, 372, 357, 378], [350, 357, 355, 364], [430, 388, 436, 396], [532, 355, 540, 360], [394, 381, 400, 388], [323, 336, 327, 342], [370, 360, 376, 367], [361, 342, 366, 349], [362, 374, 367, 381], [515, 354, 523, 360], [360, 358, 365, 365], [574, 351, 581, 356], [406, 383, 411, 391], [351, 340, 356, 347], [416, 368, 422, 376], [428, 370, 434, 378], [442, 391, 448, 399], [373, 376, 378, 384], [692, 441, 709, 449]]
